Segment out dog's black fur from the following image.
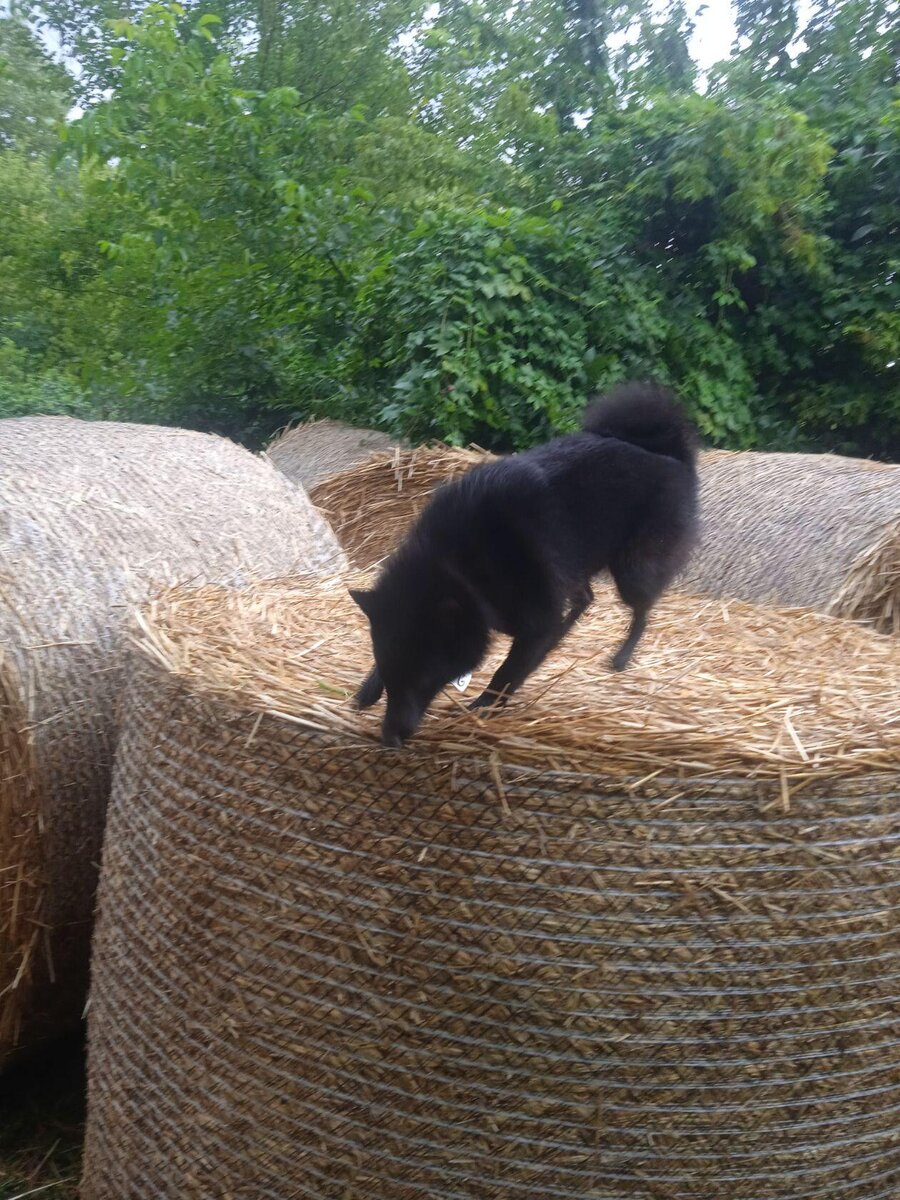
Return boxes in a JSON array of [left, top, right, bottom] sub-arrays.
[[351, 382, 699, 746]]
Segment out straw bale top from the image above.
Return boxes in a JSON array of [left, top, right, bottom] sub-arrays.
[[265, 418, 401, 489], [135, 577, 900, 786]]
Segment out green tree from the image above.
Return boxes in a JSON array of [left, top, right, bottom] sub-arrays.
[[63, 4, 474, 436], [0, 15, 101, 418], [716, 0, 900, 455], [2, 0, 895, 454], [31, 0, 424, 106], [0, 14, 71, 153], [732, 0, 799, 82]]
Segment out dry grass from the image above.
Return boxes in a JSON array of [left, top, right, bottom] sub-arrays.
[[309, 444, 489, 568], [0, 415, 346, 1066], [0, 1031, 84, 1200], [831, 517, 900, 634], [679, 449, 900, 632], [81, 576, 900, 1198], [135, 575, 900, 785]]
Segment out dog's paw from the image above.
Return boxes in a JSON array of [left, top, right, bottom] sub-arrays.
[[354, 671, 384, 710], [610, 650, 631, 673], [468, 691, 507, 713]]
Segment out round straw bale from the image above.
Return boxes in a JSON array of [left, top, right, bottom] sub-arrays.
[[683, 450, 900, 634], [82, 578, 900, 1199], [310, 443, 490, 567], [0, 416, 347, 1066], [312, 446, 900, 634], [266, 418, 402, 489]]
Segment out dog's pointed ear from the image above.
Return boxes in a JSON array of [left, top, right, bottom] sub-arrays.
[[349, 588, 376, 618]]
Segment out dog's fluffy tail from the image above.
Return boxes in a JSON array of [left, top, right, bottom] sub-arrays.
[[581, 382, 697, 467]]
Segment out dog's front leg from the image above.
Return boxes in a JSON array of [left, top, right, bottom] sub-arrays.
[[469, 586, 593, 708], [354, 666, 384, 709], [469, 625, 564, 711]]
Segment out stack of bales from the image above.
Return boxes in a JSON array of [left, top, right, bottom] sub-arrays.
[[0, 416, 346, 1065], [81, 576, 900, 1199], [7, 410, 896, 1196]]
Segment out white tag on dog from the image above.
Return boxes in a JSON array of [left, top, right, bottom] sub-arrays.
[[452, 673, 472, 692]]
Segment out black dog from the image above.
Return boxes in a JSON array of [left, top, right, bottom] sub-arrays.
[[351, 382, 698, 745]]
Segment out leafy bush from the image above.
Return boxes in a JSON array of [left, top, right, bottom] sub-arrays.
[[0, 340, 94, 419], [345, 207, 592, 448], [0, 1, 896, 458]]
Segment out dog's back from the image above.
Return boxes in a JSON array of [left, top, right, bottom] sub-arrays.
[[525, 382, 697, 585], [420, 382, 698, 615]]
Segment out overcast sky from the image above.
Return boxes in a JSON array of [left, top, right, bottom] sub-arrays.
[[16, 1, 817, 87], [691, 1, 738, 69]]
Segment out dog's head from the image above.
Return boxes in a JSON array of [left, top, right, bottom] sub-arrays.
[[350, 570, 489, 746]]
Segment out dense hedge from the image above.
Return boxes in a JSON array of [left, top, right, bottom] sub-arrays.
[[1, 0, 897, 455]]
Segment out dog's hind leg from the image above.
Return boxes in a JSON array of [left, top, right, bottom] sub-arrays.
[[610, 474, 697, 673], [609, 549, 672, 672], [610, 603, 650, 672]]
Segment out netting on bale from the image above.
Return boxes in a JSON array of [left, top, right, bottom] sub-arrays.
[[266, 418, 402, 490], [0, 416, 346, 1065], [312, 445, 900, 633], [83, 576, 900, 1199]]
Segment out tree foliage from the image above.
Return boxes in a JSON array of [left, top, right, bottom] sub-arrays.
[[0, 0, 897, 455], [0, 15, 70, 153]]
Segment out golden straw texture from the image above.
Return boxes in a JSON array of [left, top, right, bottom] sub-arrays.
[[312, 446, 900, 634], [310, 444, 489, 567], [0, 416, 346, 1066], [829, 517, 900, 633], [266, 418, 401, 489], [83, 578, 900, 1199]]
